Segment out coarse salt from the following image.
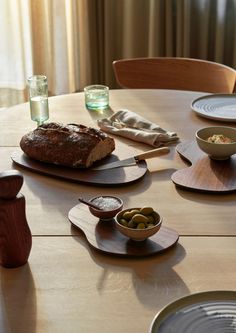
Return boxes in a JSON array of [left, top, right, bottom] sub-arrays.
[[92, 196, 120, 211]]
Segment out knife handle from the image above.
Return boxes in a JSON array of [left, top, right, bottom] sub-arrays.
[[135, 147, 170, 161]]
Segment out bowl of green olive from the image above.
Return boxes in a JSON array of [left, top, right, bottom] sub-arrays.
[[115, 207, 162, 241]]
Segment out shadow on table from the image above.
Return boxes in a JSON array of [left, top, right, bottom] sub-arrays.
[[148, 167, 178, 183], [17, 164, 157, 234], [71, 231, 189, 311], [0, 263, 36, 333], [176, 185, 236, 202], [86, 106, 114, 122]]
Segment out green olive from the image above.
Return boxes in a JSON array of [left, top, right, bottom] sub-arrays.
[[140, 207, 154, 215], [131, 214, 149, 224], [120, 219, 128, 227], [128, 220, 136, 228], [120, 207, 159, 229], [122, 211, 132, 220], [129, 209, 140, 217], [137, 223, 146, 229]]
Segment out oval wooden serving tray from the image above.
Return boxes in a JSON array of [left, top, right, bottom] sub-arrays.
[[68, 204, 179, 257], [11, 141, 147, 186], [171, 141, 236, 193]]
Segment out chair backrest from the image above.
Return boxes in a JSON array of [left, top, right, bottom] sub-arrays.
[[113, 57, 236, 93]]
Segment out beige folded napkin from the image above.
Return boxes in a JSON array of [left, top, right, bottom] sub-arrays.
[[97, 109, 179, 147]]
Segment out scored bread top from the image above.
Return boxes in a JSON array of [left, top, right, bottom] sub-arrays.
[[20, 122, 115, 168]]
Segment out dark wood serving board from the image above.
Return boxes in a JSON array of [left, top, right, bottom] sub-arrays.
[[11, 142, 147, 186], [171, 141, 236, 193], [68, 204, 179, 257]]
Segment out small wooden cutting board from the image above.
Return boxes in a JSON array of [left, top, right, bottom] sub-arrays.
[[11, 141, 147, 186], [68, 204, 179, 257], [171, 141, 236, 193]]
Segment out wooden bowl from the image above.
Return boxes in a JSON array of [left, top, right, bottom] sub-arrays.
[[196, 126, 236, 160], [115, 207, 162, 241], [89, 195, 123, 220]]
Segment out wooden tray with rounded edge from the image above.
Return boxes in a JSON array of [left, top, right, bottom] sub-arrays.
[[171, 141, 236, 193], [11, 141, 147, 186], [68, 204, 179, 257]]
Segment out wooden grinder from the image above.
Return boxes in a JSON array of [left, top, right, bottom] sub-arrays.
[[0, 170, 32, 268]]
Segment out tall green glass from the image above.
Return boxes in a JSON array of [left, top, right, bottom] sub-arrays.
[[27, 75, 49, 126]]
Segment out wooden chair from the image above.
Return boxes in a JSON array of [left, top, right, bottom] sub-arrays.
[[113, 57, 236, 93]]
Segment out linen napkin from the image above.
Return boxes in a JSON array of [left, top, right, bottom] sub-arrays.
[[97, 109, 179, 147]]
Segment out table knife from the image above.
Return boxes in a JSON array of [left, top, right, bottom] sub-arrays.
[[92, 147, 170, 170]]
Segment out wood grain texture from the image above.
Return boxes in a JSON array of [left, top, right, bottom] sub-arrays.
[[1, 89, 236, 237], [68, 204, 179, 256], [0, 170, 23, 199], [0, 89, 213, 147], [113, 57, 236, 93], [0, 171, 32, 268], [1, 89, 236, 333], [171, 141, 236, 193], [11, 142, 147, 186], [1, 236, 236, 333]]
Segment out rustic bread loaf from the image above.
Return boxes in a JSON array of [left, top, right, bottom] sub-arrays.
[[20, 122, 115, 168]]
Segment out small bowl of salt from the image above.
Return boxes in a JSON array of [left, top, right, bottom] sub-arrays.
[[89, 195, 123, 220]]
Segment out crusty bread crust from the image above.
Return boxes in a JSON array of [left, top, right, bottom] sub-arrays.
[[20, 123, 115, 168]]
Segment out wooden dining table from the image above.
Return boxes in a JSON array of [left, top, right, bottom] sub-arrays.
[[0, 89, 236, 333]]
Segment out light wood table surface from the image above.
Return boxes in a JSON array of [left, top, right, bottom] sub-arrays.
[[0, 89, 236, 333]]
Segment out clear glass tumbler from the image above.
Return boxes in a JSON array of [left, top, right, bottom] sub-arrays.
[[27, 75, 49, 126], [84, 84, 109, 110]]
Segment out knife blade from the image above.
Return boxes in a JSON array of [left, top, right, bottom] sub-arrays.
[[91, 147, 170, 170]]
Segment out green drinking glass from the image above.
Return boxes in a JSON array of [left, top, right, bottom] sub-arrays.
[[27, 75, 49, 127]]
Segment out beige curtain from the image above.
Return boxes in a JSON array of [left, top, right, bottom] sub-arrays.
[[95, 0, 236, 88], [0, 0, 81, 106], [29, 0, 81, 95], [1, 0, 236, 107]]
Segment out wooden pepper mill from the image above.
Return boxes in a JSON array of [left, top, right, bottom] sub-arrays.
[[0, 170, 32, 268]]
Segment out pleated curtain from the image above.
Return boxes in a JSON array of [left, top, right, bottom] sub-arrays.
[[1, 0, 236, 107]]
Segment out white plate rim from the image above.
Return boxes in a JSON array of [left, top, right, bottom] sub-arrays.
[[149, 290, 236, 333], [191, 93, 236, 122]]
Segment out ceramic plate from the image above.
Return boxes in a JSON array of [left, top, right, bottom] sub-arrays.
[[149, 290, 236, 333], [191, 94, 236, 122]]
